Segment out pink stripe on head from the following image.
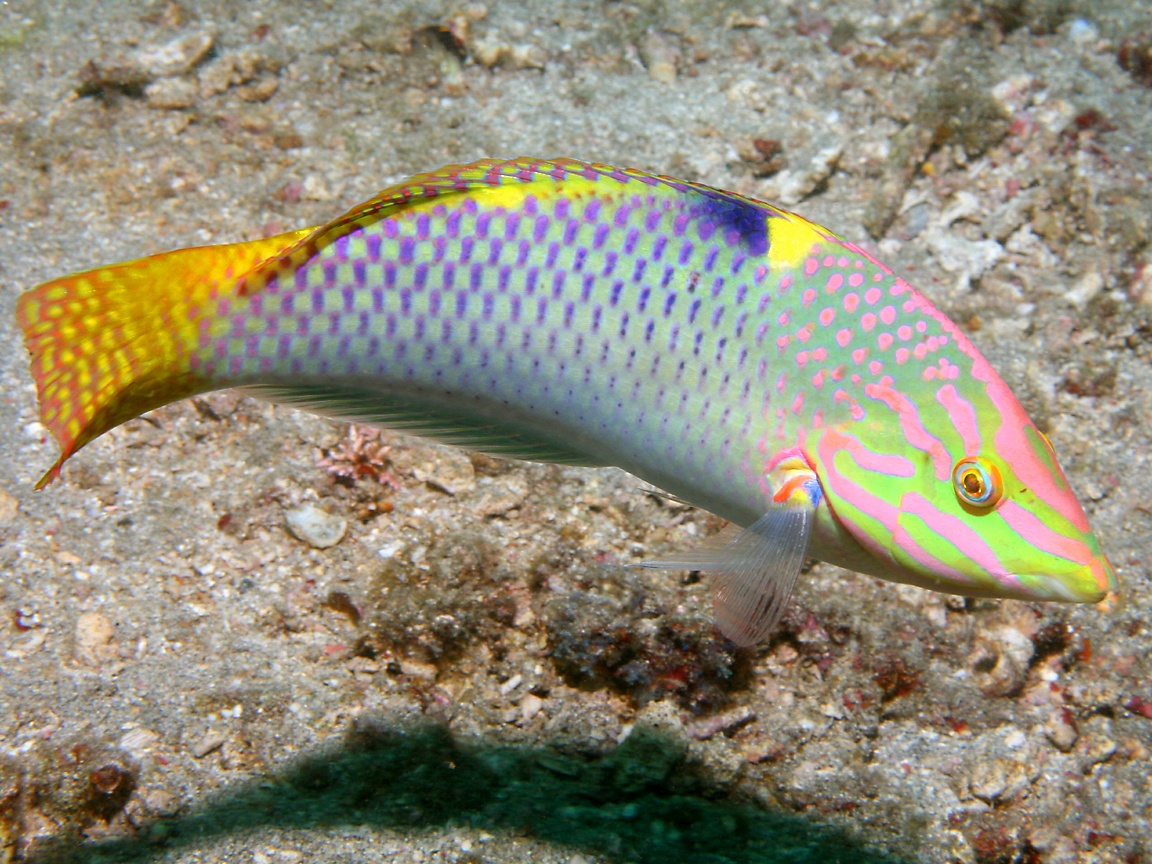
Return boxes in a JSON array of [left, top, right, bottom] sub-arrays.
[[936, 384, 981, 455], [997, 500, 1093, 568], [892, 523, 975, 585], [900, 492, 1010, 582], [864, 382, 952, 480]]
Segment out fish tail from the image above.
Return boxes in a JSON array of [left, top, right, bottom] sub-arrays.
[[16, 229, 311, 489]]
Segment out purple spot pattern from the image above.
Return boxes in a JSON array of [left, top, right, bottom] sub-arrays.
[[204, 160, 959, 525]]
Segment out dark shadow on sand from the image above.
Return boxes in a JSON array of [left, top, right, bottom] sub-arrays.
[[26, 717, 909, 864]]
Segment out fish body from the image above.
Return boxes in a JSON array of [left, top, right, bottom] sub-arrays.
[[17, 157, 1116, 644]]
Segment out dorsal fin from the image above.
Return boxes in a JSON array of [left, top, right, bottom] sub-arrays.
[[233, 156, 802, 295], [236, 157, 614, 295]]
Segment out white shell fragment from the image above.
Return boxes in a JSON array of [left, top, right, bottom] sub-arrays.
[[285, 504, 347, 549]]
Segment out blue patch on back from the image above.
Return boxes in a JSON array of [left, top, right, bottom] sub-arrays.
[[694, 189, 770, 256]]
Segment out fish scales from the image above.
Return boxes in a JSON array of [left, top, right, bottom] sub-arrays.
[[213, 166, 810, 526], [17, 157, 1117, 645]]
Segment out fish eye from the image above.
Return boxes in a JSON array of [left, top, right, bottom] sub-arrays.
[[952, 457, 1003, 508]]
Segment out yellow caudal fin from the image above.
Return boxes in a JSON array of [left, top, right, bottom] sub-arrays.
[[16, 228, 311, 489]]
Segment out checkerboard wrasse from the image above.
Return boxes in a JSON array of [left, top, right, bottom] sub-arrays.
[[16, 157, 1117, 645]]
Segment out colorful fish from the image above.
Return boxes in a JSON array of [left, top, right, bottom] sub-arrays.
[[16, 157, 1117, 645]]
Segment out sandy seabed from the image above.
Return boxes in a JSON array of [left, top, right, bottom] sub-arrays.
[[1, 2, 1152, 862]]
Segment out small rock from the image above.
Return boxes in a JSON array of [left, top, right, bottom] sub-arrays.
[[499, 673, 523, 696], [505, 43, 546, 70], [118, 727, 160, 755], [969, 626, 1033, 697], [520, 693, 544, 722], [237, 75, 279, 103], [74, 611, 116, 666], [285, 504, 347, 549], [190, 730, 227, 758], [399, 659, 438, 680], [1044, 708, 1078, 752], [145, 77, 198, 109], [687, 705, 757, 740], [927, 233, 1004, 294], [968, 756, 1033, 804], [1064, 269, 1104, 308], [639, 30, 679, 84], [1129, 259, 1152, 306], [758, 142, 842, 205], [133, 32, 215, 79], [1077, 731, 1117, 772], [0, 488, 19, 525]]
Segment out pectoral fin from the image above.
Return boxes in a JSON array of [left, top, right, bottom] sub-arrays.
[[639, 502, 815, 647]]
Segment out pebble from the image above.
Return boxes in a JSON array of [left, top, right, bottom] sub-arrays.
[[1064, 269, 1105, 308], [639, 29, 680, 84], [190, 730, 227, 759], [285, 505, 347, 549], [0, 488, 18, 525], [118, 728, 160, 755], [759, 142, 843, 205], [133, 32, 214, 79], [686, 705, 757, 740], [499, 673, 523, 696], [1044, 709, 1079, 752], [520, 693, 544, 722], [145, 78, 198, 110], [74, 611, 116, 666], [927, 233, 1005, 294]]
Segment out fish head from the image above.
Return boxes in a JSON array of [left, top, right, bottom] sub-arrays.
[[808, 291, 1116, 603]]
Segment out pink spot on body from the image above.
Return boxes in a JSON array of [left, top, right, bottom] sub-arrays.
[[797, 325, 813, 343], [796, 350, 810, 367], [819, 307, 836, 327], [861, 312, 877, 332], [878, 333, 894, 351], [848, 272, 864, 287], [843, 293, 860, 313], [777, 335, 791, 351], [865, 287, 882, 305], [836, 328, 853, 347], [852, 347, 868, 364], [825, 273, 844, 293], [823, 255, 835, 267], [869, 360, 883, 375], [880, 306, 897, 326], [812, 370, 826, 388], [916, 321, 928, 333], [895, 347, 910, 364], [776, 372, 788, 394], [778, 311, 791, 326], [804, 258, 819, 276], [803, 288, 817, 307], [831, 364, 846, 381], [812, 347, 827, 362], [897, 325, 913, 341], [792, 391, 806, 414], [913, 343, 928, 360]]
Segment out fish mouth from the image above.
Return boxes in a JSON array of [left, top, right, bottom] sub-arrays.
[[1022, 554, 1117, 603]]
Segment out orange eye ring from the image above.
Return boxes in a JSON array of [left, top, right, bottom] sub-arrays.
[[952, 457, 1003, 508]]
